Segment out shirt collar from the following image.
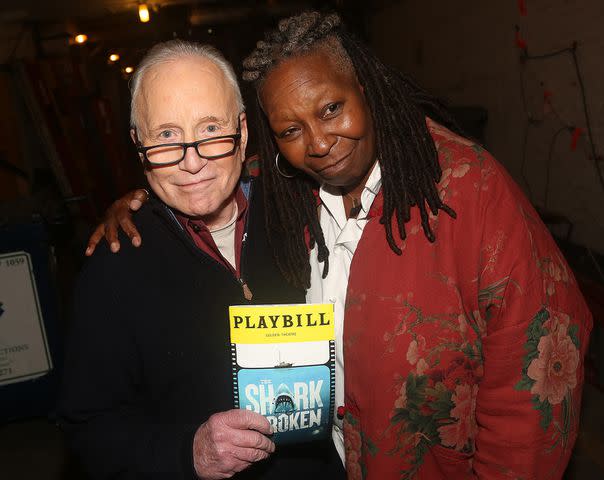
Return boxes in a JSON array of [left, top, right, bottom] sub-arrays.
[[174, 185, 248, 233], [363, 161, 382, 196], [318, 161, 382, 226]]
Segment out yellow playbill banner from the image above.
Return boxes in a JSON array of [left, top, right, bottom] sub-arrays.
[[229, 303, 334, 344]]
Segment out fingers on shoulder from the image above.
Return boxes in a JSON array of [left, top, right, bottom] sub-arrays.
[[129, 189, 150, 210], [86, 224, 107, 255]]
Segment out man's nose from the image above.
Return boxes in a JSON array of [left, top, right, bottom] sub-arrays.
[[306, 125, 336, 157], [178, 144, 207, 173]]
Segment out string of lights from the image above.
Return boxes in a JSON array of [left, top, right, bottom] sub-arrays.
[[65, 3, 153, 75]]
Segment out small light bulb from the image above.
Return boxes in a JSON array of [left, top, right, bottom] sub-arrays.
[[124, 66, 134, 74], [138, 4, 150, 23], [74, 34, 88, 44], [109, 53, 120, 62]]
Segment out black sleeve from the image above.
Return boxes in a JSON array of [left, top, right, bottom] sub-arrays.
[[56, 251, 198, 479]]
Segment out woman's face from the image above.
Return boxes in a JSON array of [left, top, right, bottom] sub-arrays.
[[260, 49, 376, 195]]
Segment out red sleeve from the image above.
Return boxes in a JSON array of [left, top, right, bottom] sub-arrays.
[[471, 157, 592, 479]]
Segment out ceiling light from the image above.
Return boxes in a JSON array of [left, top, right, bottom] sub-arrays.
[[138, 4, 150, 23], [108, 53, 120, 62], [74, 34, 88, 44], [124, 66, 134, 74]]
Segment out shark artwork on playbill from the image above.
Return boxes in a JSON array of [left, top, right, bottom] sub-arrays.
[[229, 303, 335, 444]]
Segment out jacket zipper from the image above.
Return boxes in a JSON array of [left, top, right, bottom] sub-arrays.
[[238, 179, 253, 301], [159, 180, 254, 302]]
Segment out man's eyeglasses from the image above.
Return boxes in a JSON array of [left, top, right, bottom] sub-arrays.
[[137, 118, 241, 168]]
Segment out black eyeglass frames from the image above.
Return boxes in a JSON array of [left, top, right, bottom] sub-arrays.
[[137, 118, 241, 168]]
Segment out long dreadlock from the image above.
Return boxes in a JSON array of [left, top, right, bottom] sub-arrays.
[[242, 11, 462, 289]]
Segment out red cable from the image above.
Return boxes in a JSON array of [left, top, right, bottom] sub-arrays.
[[570, 127, 583, 151], [518, 0, 528, 16]]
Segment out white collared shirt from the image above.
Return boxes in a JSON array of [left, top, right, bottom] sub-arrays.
[[306, 162, 382, 463]]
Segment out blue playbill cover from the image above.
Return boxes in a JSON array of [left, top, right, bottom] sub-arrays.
[[229, 303, 335, 445]]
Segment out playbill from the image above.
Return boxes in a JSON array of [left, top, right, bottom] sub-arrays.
[[229, 303, 335, 444]]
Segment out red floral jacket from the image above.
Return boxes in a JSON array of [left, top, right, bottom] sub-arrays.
[[342, 120, 592, 479]]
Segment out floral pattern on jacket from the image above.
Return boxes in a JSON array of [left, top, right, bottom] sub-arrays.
[[342, 119, 592, 479]]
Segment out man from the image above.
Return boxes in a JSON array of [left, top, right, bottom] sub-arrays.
[[57, 40, 343, 479]]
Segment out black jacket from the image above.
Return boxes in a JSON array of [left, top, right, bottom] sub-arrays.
[[57, 179, 344, 479]]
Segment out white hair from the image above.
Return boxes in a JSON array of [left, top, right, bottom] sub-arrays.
[[129, 39, 244, 131]]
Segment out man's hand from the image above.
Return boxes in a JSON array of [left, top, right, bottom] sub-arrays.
[[193, 409, 275, 479], [85, 189, 150, 256]]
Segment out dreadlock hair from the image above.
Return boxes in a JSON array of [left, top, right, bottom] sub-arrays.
[[242, 11, 462, 290]]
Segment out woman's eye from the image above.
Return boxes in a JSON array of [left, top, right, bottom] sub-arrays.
[[280, 127, 298, 138], [324, 103, 341, 116], [206, 124, 219, 133], [159, 130, 173, 139]]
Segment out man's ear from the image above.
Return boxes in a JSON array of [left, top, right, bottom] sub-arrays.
[[130, 129, 144, 164], [239, 113, 249, 163]]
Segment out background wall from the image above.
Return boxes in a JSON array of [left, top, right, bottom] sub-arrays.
[[371, 0, 604, 255]]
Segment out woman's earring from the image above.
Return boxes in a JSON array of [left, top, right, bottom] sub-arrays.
[[275, 152, 297, 178]]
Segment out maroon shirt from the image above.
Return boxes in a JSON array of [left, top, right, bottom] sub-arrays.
[[174, 187, 248, 277]]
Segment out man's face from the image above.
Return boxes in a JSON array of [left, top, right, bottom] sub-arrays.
[[134, 56, 247, 227]]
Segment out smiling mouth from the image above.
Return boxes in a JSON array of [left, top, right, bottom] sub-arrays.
[[317, 148, 355, 174], [178, 178, 214, 188]]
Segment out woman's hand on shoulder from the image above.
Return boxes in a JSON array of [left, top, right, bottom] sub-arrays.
[[85, 189, 150, 256]]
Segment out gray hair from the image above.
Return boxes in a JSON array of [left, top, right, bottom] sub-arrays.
[[129, 39, 244, 131]]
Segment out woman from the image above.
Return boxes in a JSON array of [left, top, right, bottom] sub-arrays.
[[90, 12, 592, 479]]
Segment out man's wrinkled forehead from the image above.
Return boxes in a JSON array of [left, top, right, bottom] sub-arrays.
[[136, 57, 238, 133]]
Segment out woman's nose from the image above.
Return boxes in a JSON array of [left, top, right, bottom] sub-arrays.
[[306, 126, 336, 157]]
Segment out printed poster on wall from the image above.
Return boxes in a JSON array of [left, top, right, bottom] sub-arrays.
[[0, 251, 52, 386]]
